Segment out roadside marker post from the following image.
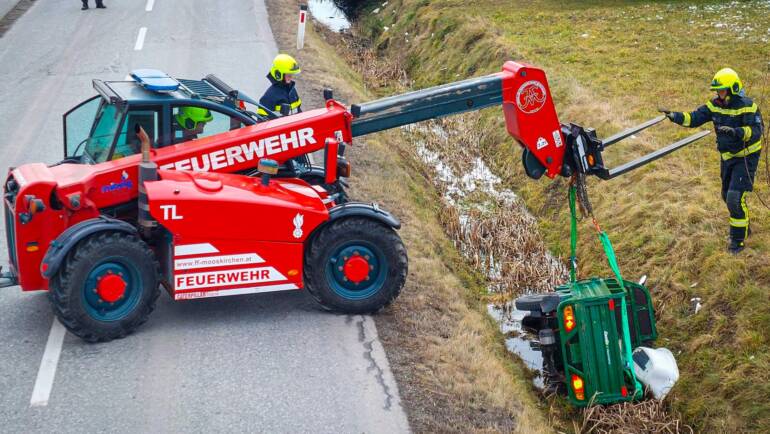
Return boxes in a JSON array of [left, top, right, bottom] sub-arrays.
[[297, 5, 307, 50]]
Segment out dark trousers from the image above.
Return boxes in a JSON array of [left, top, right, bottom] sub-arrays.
[[82, 0, 104, 7], [720, 152, 760, 242]]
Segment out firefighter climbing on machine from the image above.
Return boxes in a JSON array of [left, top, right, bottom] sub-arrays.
[[258, 54, 303, 117]]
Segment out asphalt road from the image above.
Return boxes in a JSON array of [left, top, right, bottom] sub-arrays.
[[0, 1, 410, 432], [0, 0, 17, 20]]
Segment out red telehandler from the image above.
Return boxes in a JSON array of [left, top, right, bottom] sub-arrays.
[[1, 63, 709, 344]]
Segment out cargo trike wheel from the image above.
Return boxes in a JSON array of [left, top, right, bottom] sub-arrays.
[[305, 217, 407, 314], [50, 232, 160, 343]]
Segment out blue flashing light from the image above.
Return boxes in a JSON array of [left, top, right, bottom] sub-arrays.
[[130, 69, 180, 92]]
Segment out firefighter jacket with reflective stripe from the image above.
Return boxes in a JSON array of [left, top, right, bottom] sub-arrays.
[[672, 94, 763, 159], [258, 74, 302, 117]]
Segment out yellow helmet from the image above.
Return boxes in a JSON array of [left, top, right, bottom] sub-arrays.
[[269, 54, 301, 81], [710, 68, 742, 95], [176, 106, 213, 130]]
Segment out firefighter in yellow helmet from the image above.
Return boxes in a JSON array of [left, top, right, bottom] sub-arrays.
[[660, 68, 764, 253], [258, 54, 302, 117], [174, 106, 213, 143]]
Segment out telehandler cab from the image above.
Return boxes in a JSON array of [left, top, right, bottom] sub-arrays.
[[2, 63, 709, 349]]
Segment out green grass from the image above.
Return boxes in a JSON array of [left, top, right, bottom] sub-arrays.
[[358, 0, 770, 432]]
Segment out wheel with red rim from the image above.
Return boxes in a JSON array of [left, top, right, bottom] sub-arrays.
[[50, 231, 159, 343], [305, 217, 407, 313]]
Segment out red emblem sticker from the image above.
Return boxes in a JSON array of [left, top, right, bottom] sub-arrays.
[[516, 80, 547, 114]]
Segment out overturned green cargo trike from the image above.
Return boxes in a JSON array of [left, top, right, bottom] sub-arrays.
[[515, 187, 662, 407]]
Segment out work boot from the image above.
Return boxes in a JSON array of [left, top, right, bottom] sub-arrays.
[[727, 238, 745, 255], [95, 1, 106, 8], [81, 1, 88, 10]]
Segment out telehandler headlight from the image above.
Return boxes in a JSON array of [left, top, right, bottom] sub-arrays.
[[24, 195, 46, 215], [337, 158, 351, 178]]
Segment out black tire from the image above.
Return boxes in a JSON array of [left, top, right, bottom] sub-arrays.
[[515, 292, 560, 313], [304, 217, 407, 314], [49, 232, 160, 343]]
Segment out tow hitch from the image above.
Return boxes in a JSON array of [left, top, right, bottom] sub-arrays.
[[0, 265, 17, 288]]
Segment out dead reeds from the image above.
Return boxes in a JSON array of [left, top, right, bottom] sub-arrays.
[[404, 112, 568, 298], [577, 399, 693, 434]]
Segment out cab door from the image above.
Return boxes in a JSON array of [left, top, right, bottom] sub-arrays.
[[62, 96, 102, 160]]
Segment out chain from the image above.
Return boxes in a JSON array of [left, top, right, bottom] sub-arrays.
[[571, 172, 606, 235], [573, 172, 594, 218]]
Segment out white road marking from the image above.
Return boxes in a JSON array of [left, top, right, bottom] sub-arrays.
[[134, 27, 147, 51], [30, 318, 67, 407], [145, 0, 155, 12]]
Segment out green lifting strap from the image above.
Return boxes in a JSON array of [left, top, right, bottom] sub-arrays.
[[567, 185, 642, 397], [569, 186, 578, 283]]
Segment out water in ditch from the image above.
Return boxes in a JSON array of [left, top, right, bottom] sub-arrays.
[[308, 0, 352, 32], [488, 304, 548, 389]]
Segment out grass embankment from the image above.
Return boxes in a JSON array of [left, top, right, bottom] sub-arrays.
[[266, 1, 552, 432], [356, 0, 770, 432]]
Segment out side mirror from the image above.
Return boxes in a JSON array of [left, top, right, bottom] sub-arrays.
[[323, 88, 334, 101], [258, 158, 279, 186]]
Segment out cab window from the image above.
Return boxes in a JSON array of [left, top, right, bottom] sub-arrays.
[[110, 108, 161, 160], [64, 96, 101, 158], [83, 101, 125, 163], [172, 106, 244, 144]]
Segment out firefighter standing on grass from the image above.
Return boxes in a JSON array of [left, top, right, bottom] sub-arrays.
[[258, 54, 302, 117], [660, 68, 764, 254]]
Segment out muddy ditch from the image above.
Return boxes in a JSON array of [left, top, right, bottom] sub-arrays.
[[399, 114, 569, 392]]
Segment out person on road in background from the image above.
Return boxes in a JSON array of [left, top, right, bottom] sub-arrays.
[[258, 54, 302, 118], [660, 68, 764, 254], [174, 107, 213, 143], [81, 0, 105, 10]]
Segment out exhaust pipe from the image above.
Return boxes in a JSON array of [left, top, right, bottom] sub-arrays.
[[136, 124, 157, 237]]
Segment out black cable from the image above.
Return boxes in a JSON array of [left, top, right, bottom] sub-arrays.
[[742, 123, 770, 212]]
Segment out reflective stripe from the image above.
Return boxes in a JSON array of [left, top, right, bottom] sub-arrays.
[[707, 101, 758, 116], [730, 217, 749, 227], [741, 191, 749, 239], [742, 126, 752, 142], [291, 99, 302, 109], [721, 140, 762, 160], [682, 112, 691, 127], [257, 108, 268, 116]]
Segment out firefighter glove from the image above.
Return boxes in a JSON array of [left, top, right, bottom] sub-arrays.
[[718, 125, 737, 137], [658, 108, 675, 121]]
